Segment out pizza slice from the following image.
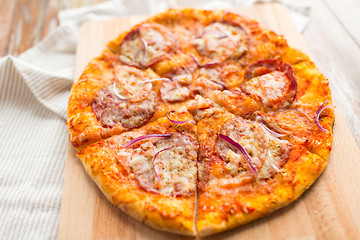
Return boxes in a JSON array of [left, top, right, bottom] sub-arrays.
[[76, 110, 198, 235], [207, 57, 334, 159], [67, 50, 177, 149], [256, 101, 334, 160], [196, 107, 327, 236], [245, 58, 335, 159]]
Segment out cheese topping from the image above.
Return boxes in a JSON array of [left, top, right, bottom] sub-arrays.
[[115, 65, 152, 102], [160, 81, 190, 103], [171, 70, 193, 85], [241, 71, 292, 109], [191, 68, 225, 95], [216, 117, 290, 181], [193, 22, 248, 62], [185, 95, 217, 121], [116, 133, 198, 196], [92, 83, 158, 128], [119, 23, 174, 67]]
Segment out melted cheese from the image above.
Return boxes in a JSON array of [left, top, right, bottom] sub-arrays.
[[160, 81, 190, 102], [257, 128, 290, 179], [242, 71, 291, 109], [225, 150, 244, 176], [172, 71, 193, 85], [193, 22, 248, 60], [217, 117, 290, 180], [119, 23, 173, 67], [191, 68, 224, 94], [117, 133, 198, 196], [198, 68, 220, 81], [114, 65, 153, 102], [93, 84, 157, 128]]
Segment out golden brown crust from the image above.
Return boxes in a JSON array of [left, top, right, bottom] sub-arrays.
[[195, 108, 327, 236], [67, 50, 124, 149], [78, 142, 197, 236], [67, 8, 334, 236], [77, 112, 198, 236]]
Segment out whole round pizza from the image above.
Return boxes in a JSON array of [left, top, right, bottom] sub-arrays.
[[67, 8, 335, 236]]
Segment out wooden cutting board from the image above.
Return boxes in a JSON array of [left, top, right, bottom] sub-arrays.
[[58, 3, 360, 239]]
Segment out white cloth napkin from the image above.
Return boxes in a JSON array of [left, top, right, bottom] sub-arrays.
[[0, 0, 311, 239]]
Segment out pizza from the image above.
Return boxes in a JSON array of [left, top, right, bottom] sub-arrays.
[[67, 8, 335, 236]]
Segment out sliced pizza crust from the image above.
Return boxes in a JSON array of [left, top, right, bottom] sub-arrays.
[[196, 109, 327, 236], [77, 110, 198, 235]]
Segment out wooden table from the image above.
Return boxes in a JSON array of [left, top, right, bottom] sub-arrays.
[[1, 0, 359, 146]]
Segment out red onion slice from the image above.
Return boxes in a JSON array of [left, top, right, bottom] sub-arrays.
[[166, 111, 188, 124], [152, 147, 173, 180], [141, 38, 148, 50], [277, 108, 312, 122], [190, 55, 202, 68], [267, 150, 282, 173], [315, 100, 335, 132], [296, 109, 312, 122], [218, 33, 229, 39], [256, 115, 292, 135], [207, 29, 229, 39], [141, 77, 171, 83], [122, 134, 173, 148], [113, 82, 127, 101], [218, 134, 258, 177], [202, 62, 221, 68], [259, 122, 286, 138], [190, 55, 220, 68], [209, 80, 226, 90], [273, 108, 313, 127], [279, 62, 298, 101]]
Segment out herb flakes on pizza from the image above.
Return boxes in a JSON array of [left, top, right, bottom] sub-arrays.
[[67, 8, 334, 236]]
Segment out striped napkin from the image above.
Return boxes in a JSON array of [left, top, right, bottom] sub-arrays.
[[0, 0, 311, 239]]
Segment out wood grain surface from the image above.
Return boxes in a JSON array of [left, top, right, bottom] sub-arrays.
[[58, 3, 360, 239]]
